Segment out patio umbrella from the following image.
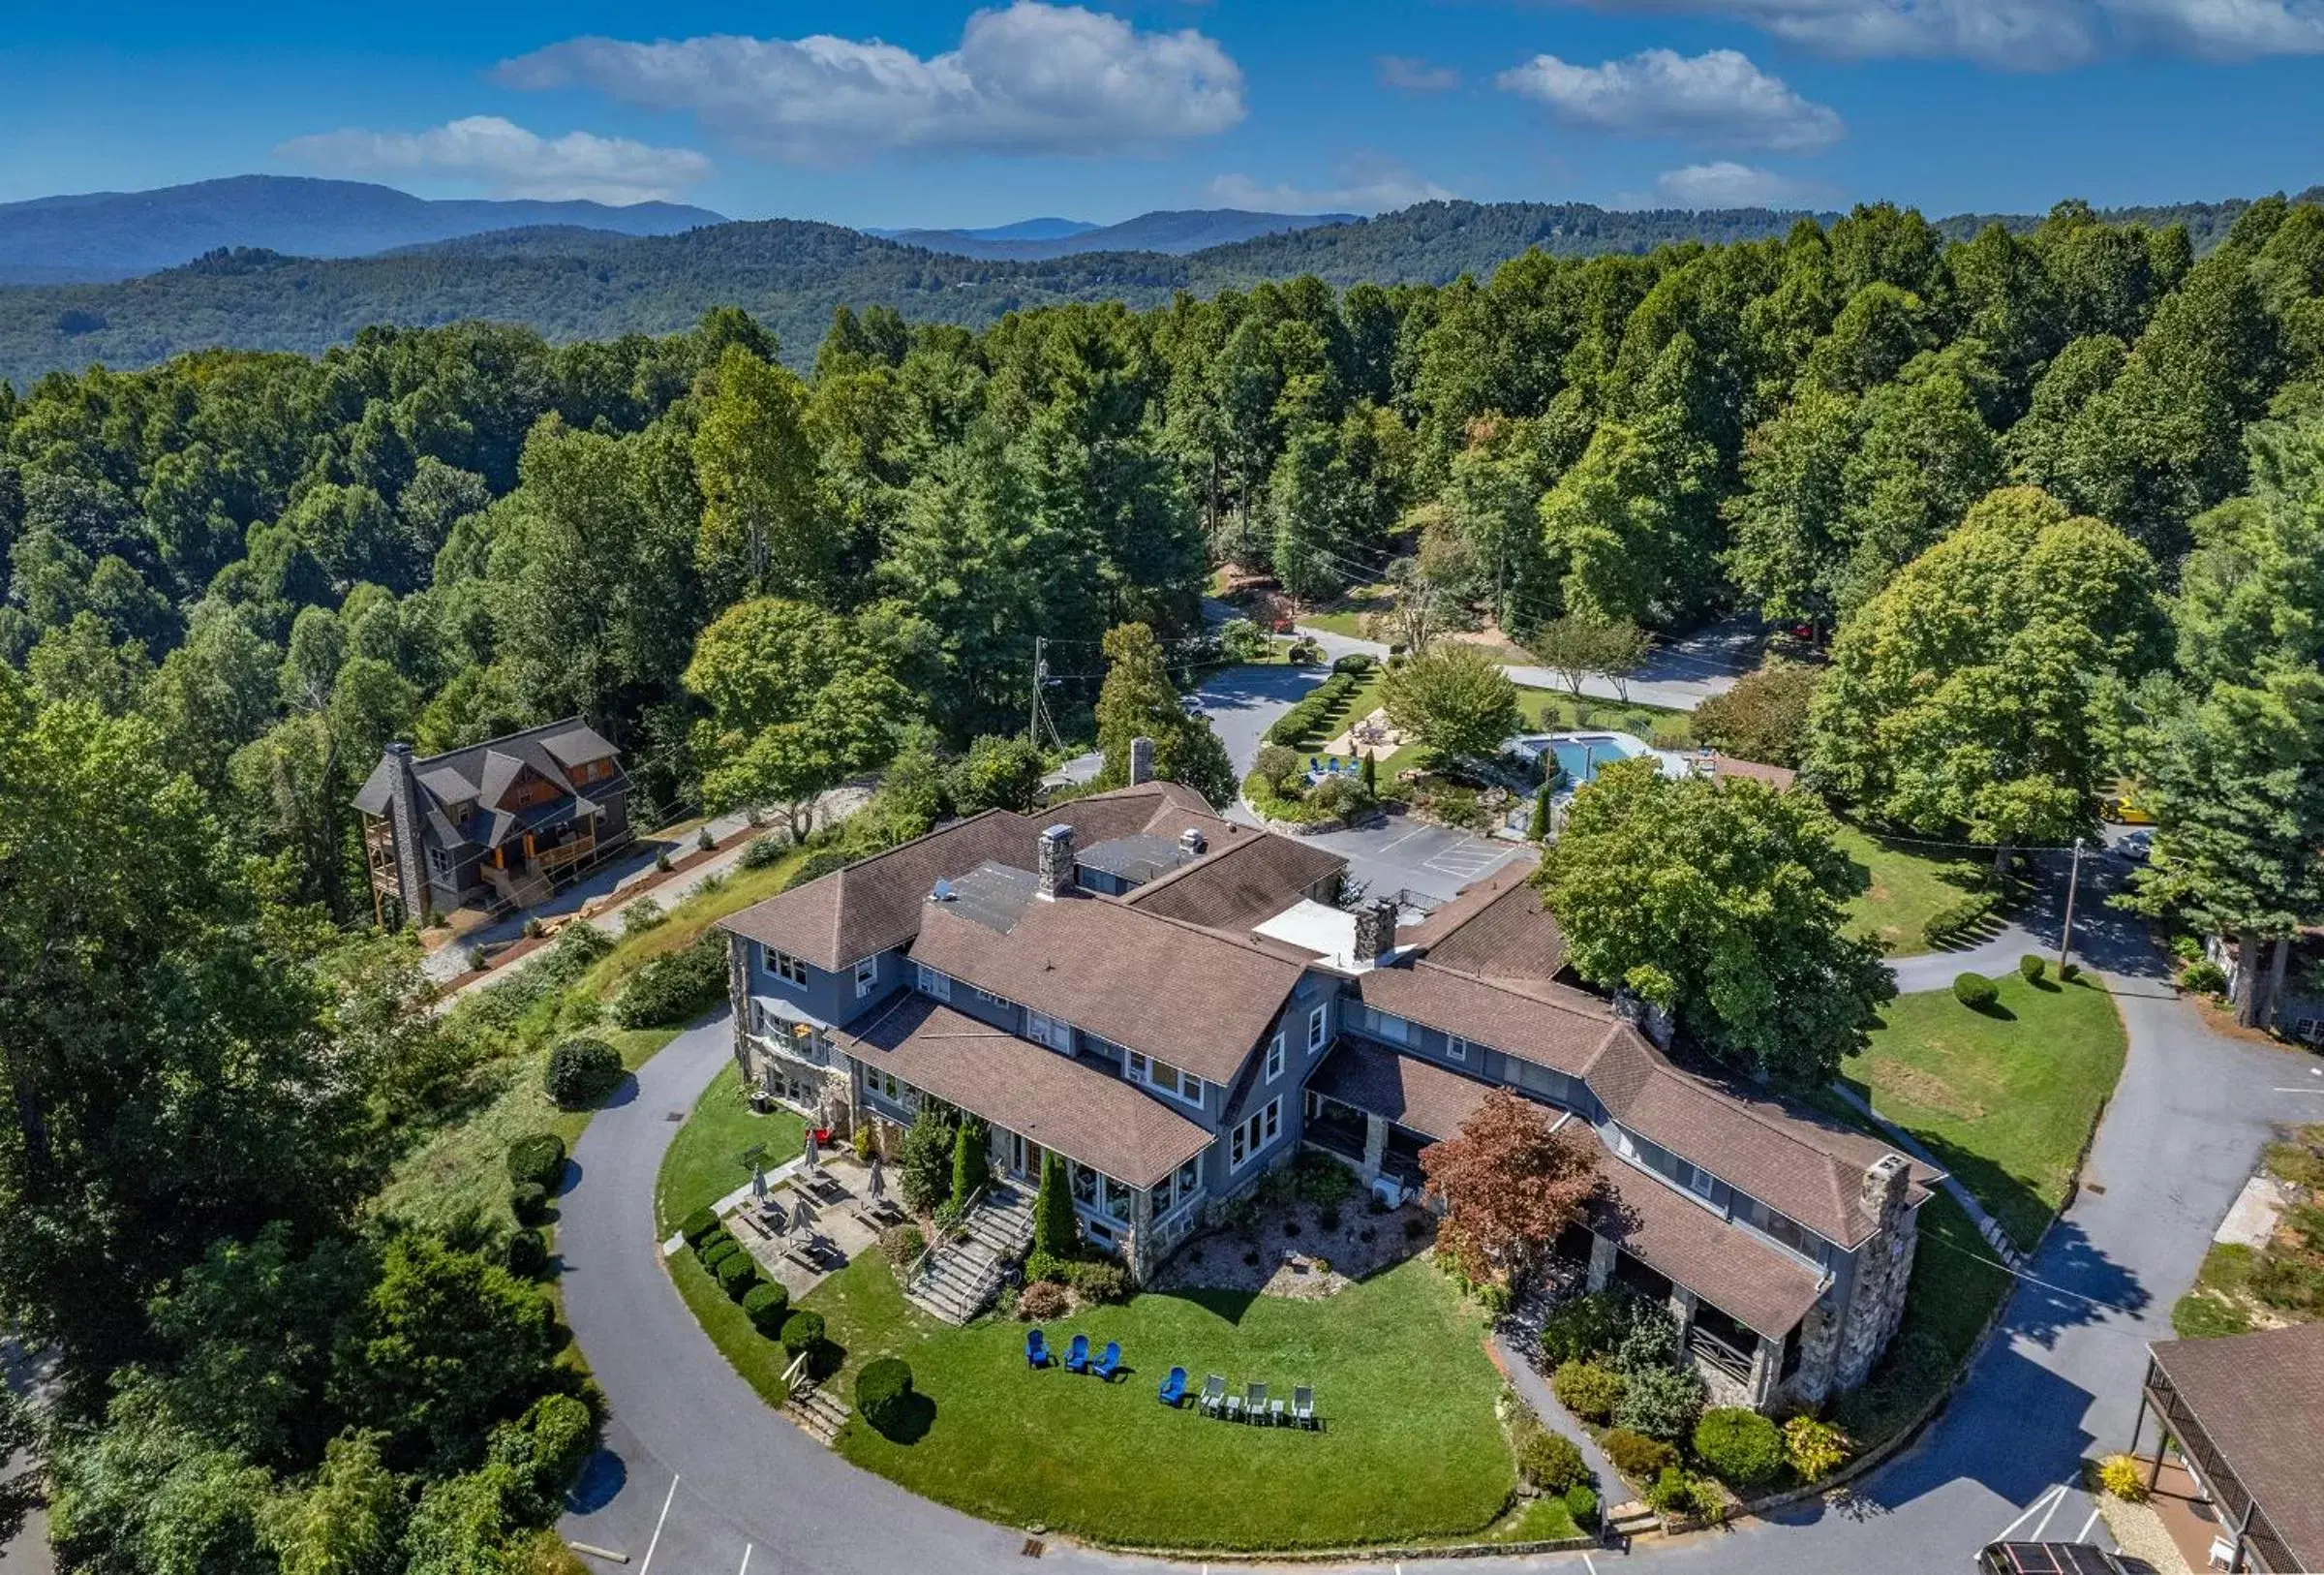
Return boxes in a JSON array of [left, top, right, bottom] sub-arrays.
[[803, 1129, 819, 1172], [868, 1155, 885, 1198]]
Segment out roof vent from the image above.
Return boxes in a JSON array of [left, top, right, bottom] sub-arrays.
[[1178, 827, 1207, 857], [931, 879, 956, 903]]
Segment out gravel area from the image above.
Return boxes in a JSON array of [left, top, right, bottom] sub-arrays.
[[2097, 1495, 2192, 1574]]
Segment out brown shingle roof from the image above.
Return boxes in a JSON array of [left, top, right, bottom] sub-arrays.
[[1586, 1132, 1829, 1339], [841, 995, 1212, 1189], [1120, 831, 1347, 931], [1707, 754, 1799, 791], [713, 782, 1248, 973], [1410, 866, 1569, 984], [909, 890, 1305, 1085], [1356, 957, 1934, 1248], [2147, 1322, 2324, 1571], [1309, 1038, 1493, 1142]]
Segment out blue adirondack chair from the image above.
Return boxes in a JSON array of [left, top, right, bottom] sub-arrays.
[[1092, 1341, 1121, 1381], [1024, 1328, 1050, 1369], [1157, 1366, 1188, 1406], [1063, 1333, 1091, 1374]]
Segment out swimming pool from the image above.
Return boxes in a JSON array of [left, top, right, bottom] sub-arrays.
[[1511, 730, 1689, 788]]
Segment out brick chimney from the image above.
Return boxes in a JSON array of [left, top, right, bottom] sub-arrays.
[[1861, 1152, 1911, 1225], [382, 741, 428, 924], [1352, 896, 1397, 963], [1127, 735, 1156, 787], [1036, 823, 1076, 900]]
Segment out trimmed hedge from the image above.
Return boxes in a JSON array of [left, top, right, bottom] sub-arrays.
[[1263, 673, 1361, 748], [700, 1236, 742, 1273], [505, 1229, 548, 1278], [1564, 1483, 1599, 1529], [1551, 1359, 1625, 1424], [510, 1183, 550, 1225], [855, 1356, 915, 1436], [1330, 653, 1376, 676], [716, 1252, 760, 1300], [1921, 891, 1997, 948], [1601, 1427, 1678, 1483], [1694, 1407, 1785, 1489], [742, 1281, 791, 1337], [780, 1310, 826, 1362], [681, 1207, 721, 1246], [2018, 953, 2046, 983], [1953, 972, 2000, 1008], [545, 1036, 624, 1109], [506, 1133, 567, 1190]]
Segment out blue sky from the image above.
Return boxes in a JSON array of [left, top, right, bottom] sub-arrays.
[[2, 0, 2320, 225]]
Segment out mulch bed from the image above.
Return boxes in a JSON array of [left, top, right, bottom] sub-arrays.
[[1152, 1196, 1438, 1300]]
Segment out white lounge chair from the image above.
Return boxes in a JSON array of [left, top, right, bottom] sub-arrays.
[[1244, 1381, 1268, 1423], [1292, 1385, 1315, 1429], [1200, 1374, 1227, 1416]]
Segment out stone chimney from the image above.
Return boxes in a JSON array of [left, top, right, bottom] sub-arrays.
[[1178, 827, 1207, 858], [1127, 735, 1156, 787], [382, 741, 428, 924], [1352, 897, 1397, 963], [1861, 1153, 1911, 1225], [1036, 823, 1076, 900]]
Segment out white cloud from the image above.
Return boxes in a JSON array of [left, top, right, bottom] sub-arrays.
[[1544, 0, 2324, 69], [1377, 54, 1464, 91], [497, 2, 1246, 164], [1496, 47, 1843, 151], [1205, 160, 1459, 215], [1638, 161, 1819, 207], [276, 115, 709, 203]]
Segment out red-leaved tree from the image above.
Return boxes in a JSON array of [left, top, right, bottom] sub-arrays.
[[1420, 1089, 1601, 1289]]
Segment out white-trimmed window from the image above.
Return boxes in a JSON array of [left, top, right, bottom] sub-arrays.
[[1265, 1033, 1286, 1083], [854, 954, 878, 998], [1028, 1011, 1074, 1055], [915, 963, 952, 1001], [1684, 1161, 1717, 1201], [1229, 1097, 1282, 1170], [767, 947, 808, 985], [1446, 1035, 1472, 1064], [1306, 1004, 1328, 1052], [1126, 1051, 1204, 1108]]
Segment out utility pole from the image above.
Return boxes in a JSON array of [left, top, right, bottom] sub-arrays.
[[2057, 836, 2086, 975], [1028, 634, 1044, 748]]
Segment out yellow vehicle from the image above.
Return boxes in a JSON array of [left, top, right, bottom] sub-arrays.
[[2104, 783, 2156, 825]]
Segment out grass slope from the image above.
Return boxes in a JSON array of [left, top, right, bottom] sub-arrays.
[[1839, 973, 2126, 1251], [1835, 826, 1993, 954], [655, 1070, 807, 1236]]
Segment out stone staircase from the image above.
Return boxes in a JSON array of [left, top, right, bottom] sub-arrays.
[[903, 1186, 1037, 1325], [1607, 1499, 1660, 1539], [485, 862, 553, 911], [784, 1375, 849, 1444]]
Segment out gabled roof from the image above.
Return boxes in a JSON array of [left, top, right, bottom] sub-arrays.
[[1404, 861, 1569, 985], [1309, 1037, 1492, 1143], [909, 888, 1306, 1085], [841, 995, 1212, 1189], [1120, 829, 1347, 932], [715, 782, 1324, 973], [352, 717, 622, 819]]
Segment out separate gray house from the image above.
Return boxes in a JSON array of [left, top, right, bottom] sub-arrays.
[[354, 719, 630, 925], [716, 768, 1934, 1412]]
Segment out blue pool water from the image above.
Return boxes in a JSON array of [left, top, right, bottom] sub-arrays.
[[1546, 732, 1650, 787]]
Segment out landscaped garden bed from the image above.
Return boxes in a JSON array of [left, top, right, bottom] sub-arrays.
[[2172, 1125, 2324, 1338]]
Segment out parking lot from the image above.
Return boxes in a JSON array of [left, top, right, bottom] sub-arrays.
[[1302, 818, 1531, 905]]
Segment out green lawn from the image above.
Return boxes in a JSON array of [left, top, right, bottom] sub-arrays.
[[765, 1251, 1518, 1552], [655, 1067, 808, 1235], [1833, 1189, 2015, 1442], [1512, 686, 1695, 748], [1300, 584, 1395, 640], [1838, 973, 2127, 1251], [575, 849, 808, 1003], [375, 1026, 675, 1234], [1835, 826, 1997, 954]]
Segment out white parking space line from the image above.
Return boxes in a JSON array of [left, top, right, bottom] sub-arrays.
[[639, 1475, 679, 1575], [1991, 1484, 2066, 1544], [2076, 1506, 2101, 1544], [2029, 1485, 2067, 1542]]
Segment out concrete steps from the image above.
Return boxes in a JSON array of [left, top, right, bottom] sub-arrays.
[[784, 1378, 849, 1445], [902, 1188, 1033, 1324], [1607, 1500, 1659, 1537]]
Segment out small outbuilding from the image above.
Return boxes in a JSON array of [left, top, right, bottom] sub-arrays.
[[2129, 1320, 2324, 1573]]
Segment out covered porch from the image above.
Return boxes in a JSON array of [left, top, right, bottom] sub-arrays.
[[2127, 1325, 2324, 1573], [1303, 1035, 1491, 1204]]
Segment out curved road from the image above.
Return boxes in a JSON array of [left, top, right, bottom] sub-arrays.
[[562, 947, 2309, 1573]]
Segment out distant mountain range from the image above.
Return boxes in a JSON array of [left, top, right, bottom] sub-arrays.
[[0, 188, 2311, 387], [869, 208, 1358, 260], [0, 175, 726, 284]]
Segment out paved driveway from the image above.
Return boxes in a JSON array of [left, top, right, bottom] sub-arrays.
[[0, 1341, 53, 1575], [1302, 817, 1530, 904]]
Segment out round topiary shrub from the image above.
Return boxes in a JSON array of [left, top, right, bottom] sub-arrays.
[[1693, 1407, 1785, 1490], [1601, 1427, 1679, 1484], [742, 1280, 791, 1338], [505, 1228, 548, 1278], [1952, 971, 1999, 1009], [521, 1392, 597, 1491], [544, 1036, 624, 1109], [780, 1310, 827, 1363], [716, 1251, 759, 1300], [1564, 1482, 1599, 1529], [506, 1133, 567, 1190], [681, 1207, 721, 1247], [2018, 953, 2046, 983], [700, 1236, 741, 1273], [695, 1227, 736, 1263], [510, 1183, 550, 1225], [1552, 1359, 1626, 1423], [855, 1355, 915, 1436], [1516, 1427, 1588, 1495]]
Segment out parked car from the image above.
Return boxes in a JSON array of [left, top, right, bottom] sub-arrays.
[[2118, 829, 2154, 863], [1977, 1542, 2153, 1575]]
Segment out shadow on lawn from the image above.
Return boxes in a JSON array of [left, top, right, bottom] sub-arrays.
[[865, 1391, 937, 1445]]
